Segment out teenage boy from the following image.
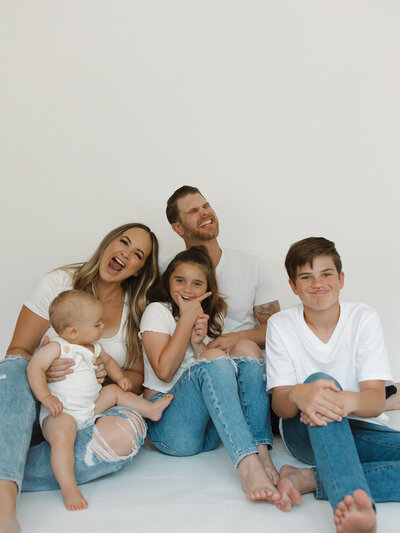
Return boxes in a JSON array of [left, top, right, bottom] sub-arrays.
[[266, 237, 400, 533]]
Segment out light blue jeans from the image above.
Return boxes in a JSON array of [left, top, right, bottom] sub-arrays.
[[147, 357, 272, 467], [281, 372, 400, 510], [0, 356, 146, 492]]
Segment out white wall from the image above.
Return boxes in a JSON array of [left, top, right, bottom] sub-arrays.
[[1, 1, 399, 376]]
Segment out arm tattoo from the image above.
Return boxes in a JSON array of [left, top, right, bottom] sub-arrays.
[[254, 300, 280, 321]]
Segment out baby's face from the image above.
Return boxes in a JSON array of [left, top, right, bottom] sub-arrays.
[[75, 300, 105, 344]]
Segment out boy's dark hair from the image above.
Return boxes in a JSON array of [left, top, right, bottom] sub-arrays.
[[166, 186, 204, 224], [285, 237, 342, 282], [152, 246, 227, 338]]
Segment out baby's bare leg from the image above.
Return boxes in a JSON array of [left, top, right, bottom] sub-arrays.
[[0, 480, 19, 533], [94, 385, 173, 421], [42, 414, 87, 511]]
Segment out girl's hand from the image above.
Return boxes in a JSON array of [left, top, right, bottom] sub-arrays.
[[191, 313, 209, 345], [175, 292, 212, 323], [42, 394, 63, 416]]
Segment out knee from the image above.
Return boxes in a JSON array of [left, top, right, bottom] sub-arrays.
[[90, 410, 147, 461], [199, 348, 227, 361], [304, 372, 342, 390], [229, 339, 263, 359]]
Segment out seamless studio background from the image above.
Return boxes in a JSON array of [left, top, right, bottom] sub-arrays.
[[1, 1, 399, 377]]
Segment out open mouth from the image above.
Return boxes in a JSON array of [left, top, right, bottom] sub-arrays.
[[199, 219, 212, 228], [108, 257, 125, 273]]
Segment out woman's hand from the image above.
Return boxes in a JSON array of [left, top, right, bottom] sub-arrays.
[[191, 313, 209, 346], [94, 357, 107, 384], [41, 337, 74, 383]]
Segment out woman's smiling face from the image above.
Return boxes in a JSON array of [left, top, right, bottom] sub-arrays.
[[99, 227, 152, 283]]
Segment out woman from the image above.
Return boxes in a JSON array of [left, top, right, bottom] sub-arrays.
[[0, 222, 159, 531]]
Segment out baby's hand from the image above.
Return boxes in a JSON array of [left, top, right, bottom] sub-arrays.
[[117, 377, 132, 392], [42, 394, 63, 416]]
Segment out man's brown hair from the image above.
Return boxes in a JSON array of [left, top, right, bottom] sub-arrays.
[[166, 185, 204, 224], [285, 237, 342, 282]]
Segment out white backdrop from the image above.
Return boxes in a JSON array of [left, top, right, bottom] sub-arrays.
[[1, 2, 399, 377]]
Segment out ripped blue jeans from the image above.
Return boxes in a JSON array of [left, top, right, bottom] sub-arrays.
[[281, 372, 400, 510], [0, 356, 146, 492], [147, 357, 273, 467]]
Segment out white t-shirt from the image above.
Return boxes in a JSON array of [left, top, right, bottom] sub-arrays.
[[216, 248, 276, 333], [24, 269, 129, 368], [266, 300, 393, 426], [140, 301, 210, 393]]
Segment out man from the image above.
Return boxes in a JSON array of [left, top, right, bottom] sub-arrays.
[[166, 186, 280, 352]]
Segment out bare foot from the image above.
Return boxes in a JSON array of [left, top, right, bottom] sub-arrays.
[[0, 480, 20, 533], [334, 490, 376, 533], [385, 385, 400, 410], [61, 485, 88, 511], [237, 454, 281, 502], [275, 464, 315, 512], [257, 445, 279, 485], [147, 394, 174, 421]]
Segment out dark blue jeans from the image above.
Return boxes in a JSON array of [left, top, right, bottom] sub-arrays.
[[281, 372, 400, 510]]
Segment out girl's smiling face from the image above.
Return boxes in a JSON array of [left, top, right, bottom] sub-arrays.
[[169, 262, 207, 305]]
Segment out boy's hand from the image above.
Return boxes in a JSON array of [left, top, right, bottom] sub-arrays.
[[191, 313, 209, 346], [289, 379, 345, 426], [117, 377, 132, 392], [41, 394, 63, 416]]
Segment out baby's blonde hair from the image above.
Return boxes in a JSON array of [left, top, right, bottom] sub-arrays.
[[49, 290, 100, 334]]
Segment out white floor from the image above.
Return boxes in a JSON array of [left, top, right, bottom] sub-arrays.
[[18, 412, 400, 533]]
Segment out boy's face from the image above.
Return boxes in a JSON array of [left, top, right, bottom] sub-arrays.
[[289, 255, 344, 313]]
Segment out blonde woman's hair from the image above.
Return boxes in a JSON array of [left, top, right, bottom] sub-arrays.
[[61, 223, 159, 369]]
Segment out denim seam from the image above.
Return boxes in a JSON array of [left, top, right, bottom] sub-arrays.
[[312, 466, 324, 500], [232, 446, 259, 468], [353, 432, 400, 450]]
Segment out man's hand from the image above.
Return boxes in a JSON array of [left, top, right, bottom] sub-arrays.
[[289, 379, 345, 426], [41, 394, 63, 416], [207, 331, 242, 353]]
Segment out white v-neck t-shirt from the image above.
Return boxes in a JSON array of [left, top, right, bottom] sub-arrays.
[[24, 269, 129, 368], [266, 300, 392, 426]]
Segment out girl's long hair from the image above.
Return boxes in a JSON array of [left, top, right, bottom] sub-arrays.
[[61, 223, 159, 369], [152, 246, 226, 338]]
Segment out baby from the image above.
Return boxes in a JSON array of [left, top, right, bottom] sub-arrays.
[[27, 290, 173, 511]]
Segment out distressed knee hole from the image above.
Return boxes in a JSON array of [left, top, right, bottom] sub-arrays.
[[85, 410, 146, 466]]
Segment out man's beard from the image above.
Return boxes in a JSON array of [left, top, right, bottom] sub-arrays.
[[184, 220, 219, 241]]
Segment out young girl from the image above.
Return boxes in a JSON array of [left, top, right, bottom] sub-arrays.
[[140, 246, 280, 502], [27, 290, 173, 511]]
